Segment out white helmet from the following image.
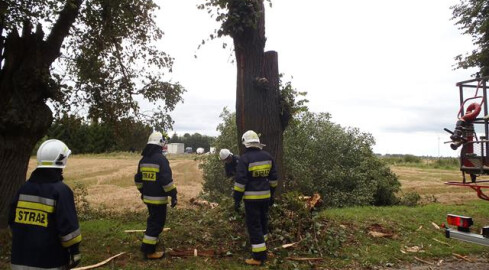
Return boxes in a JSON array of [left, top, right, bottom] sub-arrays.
[[147, 131, 167, 147], [37, 139, 72, 169], [242, 130, 265, 148], [219, 149, 232, 160]]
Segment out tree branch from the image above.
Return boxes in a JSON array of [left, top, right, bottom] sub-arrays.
[[44, 0, 84, 64]]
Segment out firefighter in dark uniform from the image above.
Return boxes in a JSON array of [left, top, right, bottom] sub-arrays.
[[9, 139, 82, 269], [135, 131, 177, 259], [219, 148, 239, 178], [234, 130, 278, 266]]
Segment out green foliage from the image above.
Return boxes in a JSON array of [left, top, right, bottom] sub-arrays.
[[2, 0, 185, 130], [432, 157, 460, 169], [269, 192, 347, 258], [451, 0, 489, 76], [284, 112, 400, 207], [201, 107, 400, 207], [198, 0, 270, 38], [398, 191, 422, 207], [402, 154, 422, 164], [201, 108, 237, 201], [170, 133, 216, 152], [72, 182, 91, 220], [279, 75, 309, 129], [46, 115, 152, 153], [381, 156, 459, 170]]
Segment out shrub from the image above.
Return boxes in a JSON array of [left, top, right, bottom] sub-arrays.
[[398, 191, 421, 207], [283, 112, 400, 207], [201, 109, 401, 207], [201, 108, 238, 201], [402, 155, 422, 164]]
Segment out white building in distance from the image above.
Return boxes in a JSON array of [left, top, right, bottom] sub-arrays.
[[167, 143, 184, 154]]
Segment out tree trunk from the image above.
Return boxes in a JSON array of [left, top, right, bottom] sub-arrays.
[[0, 27, 54, 227], [0, 0, 83, 228], [234, 0, 285, 191]]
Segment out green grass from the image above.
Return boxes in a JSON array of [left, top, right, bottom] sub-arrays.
[[318, 201, 489, 268], [3, 200, 489, 269]]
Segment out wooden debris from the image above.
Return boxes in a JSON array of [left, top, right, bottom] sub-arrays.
[[281, 242, 299, 249], [124, 228, 170, 233], [453, 253, 473, 262], [431, 222, 440, 230], [402, 246, 424, 253], [432, 238, 450, 246], [189, 198, 219, 209], [72, 252, 126, 270], [414, 256, 434, 265], [367, 223, 396, 238], [368, 231, 394, 238], [416, 225, 423, 231], [168, 248, 220, 257], [285, 257, 323, 262], [306, 193, 322, 210]]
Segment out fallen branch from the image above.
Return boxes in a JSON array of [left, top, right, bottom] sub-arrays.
[[432, 238, 450, 246], [189, 198, 218, 209], [168, 248, 221, 257], [306, 193, 322, 210], [72, 252, 126, 270], [431, 222, 440, 230], [124, 228, 170, 233], [281, 241, 300, 249], [453, 253, 473, 262], [414, 256, 434, 265], [285, 257, 323, 262]]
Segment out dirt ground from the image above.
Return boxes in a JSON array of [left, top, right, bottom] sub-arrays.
[[27, 154, 203, 212]]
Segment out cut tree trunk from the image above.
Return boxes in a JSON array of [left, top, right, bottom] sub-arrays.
[[233, 0, 285, 192]]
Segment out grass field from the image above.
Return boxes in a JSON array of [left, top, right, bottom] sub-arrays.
[[1, 154, 489, 269]]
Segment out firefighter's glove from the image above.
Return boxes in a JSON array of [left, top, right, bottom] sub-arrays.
[[68, 251, 81, 269], [234, 201, 241, 212], [171, 196, 178, 208]]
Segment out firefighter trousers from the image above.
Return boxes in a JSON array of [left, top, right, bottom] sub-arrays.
[[244, 200, 269, 261], [141, 204, 167, 254]]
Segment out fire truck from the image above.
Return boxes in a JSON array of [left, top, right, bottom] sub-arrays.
[[443, 76, 489, 246]]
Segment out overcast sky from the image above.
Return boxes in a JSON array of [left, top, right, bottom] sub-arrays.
[[154, 0, 478, 157]]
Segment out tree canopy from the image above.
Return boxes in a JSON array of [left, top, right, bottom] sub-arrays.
[[0, 0, 185, 227], [1, 0, 185, 129], [452, 0, 489, 76]]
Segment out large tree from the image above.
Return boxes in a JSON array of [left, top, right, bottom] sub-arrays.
[[0, 0, 184, 227], [200, 0, 292, 190], [452, 0, 489, 76]]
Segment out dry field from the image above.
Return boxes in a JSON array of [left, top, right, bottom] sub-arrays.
[[24, 155, 484, 212], [26, 153, 203, 213], [392, 165, 484, 204]]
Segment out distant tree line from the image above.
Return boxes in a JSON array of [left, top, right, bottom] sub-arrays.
[[170, 133, 215, 152], [36, 115, 153, 154]]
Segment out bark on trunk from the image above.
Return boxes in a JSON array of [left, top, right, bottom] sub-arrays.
[[0, 27, 54, 227], [234, 0, 285, 192], [0, 0, 83, 228]]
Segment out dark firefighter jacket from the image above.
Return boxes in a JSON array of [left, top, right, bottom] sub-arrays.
[[234, 148, 278, 202], [135, 144, 177, 205], [225, 155, 239, 178], [9, 168, 82, 269]]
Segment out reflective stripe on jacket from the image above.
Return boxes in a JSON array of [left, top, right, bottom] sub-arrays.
[[234, 148, 278, 201], [135, 150, 177, 205], [9, 169, 81, 269]]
